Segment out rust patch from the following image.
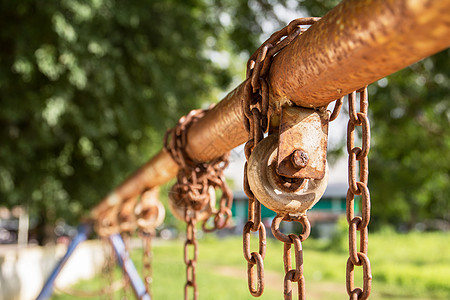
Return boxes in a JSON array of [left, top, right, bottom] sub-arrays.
[[276, 106, 328, 179]]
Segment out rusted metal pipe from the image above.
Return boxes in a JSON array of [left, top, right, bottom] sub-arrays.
[[91, 0, 450, 218], [185, 0, 450, 160], [185, 83, 248, 162], [269, 0, 450, 107], [92, 151, 178, 218]]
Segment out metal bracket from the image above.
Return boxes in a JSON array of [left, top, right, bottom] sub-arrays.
[[276, 106, 329, 180]]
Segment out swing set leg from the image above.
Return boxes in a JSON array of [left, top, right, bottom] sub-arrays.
[[36, 223, 92, 300], [36, 225, 150, 300], [109, 233, 151, 300]]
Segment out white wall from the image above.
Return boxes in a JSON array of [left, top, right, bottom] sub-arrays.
[[0, 241, 106, 300]]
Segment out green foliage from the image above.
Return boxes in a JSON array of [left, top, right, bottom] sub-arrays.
[[369, 50, 450, 227], [326, 216, 348, 252], [299, 0, 341, 17]]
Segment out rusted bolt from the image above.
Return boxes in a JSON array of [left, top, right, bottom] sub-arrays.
[[291, 150, 309, 169]]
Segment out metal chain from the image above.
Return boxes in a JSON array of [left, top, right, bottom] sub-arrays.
[[184, 211, 198, 300], [271, 214, 311, 299], [242, 17, 319, 298], [329, 97, 344, 122], [138, 191, 164, 298], [164, 108, 232, 300], [136, 188, 164, 298], [164, 109, 210, 212], [202, 173, 233, 232], [104, 238, 115, 300], [140, 231, 154, 298], [346, 87, 372, 299]]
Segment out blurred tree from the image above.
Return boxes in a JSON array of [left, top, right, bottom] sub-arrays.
[[0, 0, 286, 239], [299, 0, 450, 229]]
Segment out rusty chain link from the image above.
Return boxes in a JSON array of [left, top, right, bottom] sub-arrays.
[[202, 176, 233, 232], [164, 108, 232, 300], [271, 214, 310, 300], [346, 87, 372, 299], [329, 96, 344, 122], [184, 211, 198, 300], [243, 219, 266, 296], [242, 17, 319, 298]]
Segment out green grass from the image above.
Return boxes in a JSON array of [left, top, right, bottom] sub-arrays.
[[52, 231, 450, 300]]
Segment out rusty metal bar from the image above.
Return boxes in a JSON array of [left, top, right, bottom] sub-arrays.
[[92, 151, 177, 217], [269, 0, 450, 107], [91, 0, 450, 218]]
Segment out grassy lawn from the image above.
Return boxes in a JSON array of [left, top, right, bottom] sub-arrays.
[[52, 230, 450, 300]]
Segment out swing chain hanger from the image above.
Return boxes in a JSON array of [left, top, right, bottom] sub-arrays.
[[242, 17, 320, 298], [164, 108, 233, 300], [164, 108, 233, 231]]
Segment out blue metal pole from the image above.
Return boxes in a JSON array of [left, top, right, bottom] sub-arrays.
[[109, 233, 151, 300], [36, 223, 92, 300]]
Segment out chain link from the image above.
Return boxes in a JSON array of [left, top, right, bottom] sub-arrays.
[[271, 214, 310, 300], [136, 188, 164, 298], [242, 17, 319, 298], [328, 96, 344, 122], [202, 176, 233, 232], [243, 220, 266, 296], [346, 87, 372, 299]]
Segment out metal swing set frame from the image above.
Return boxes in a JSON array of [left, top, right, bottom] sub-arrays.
[[37, 0, 450, 299]]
